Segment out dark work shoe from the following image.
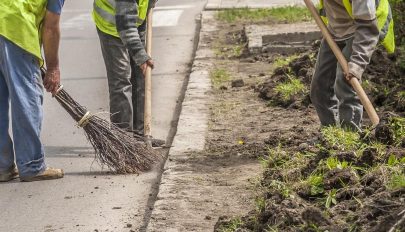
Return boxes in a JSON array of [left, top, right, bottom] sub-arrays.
[[0, 166, 19, 182], [20, 167, 64, 182], [151, 138, 166, 148]]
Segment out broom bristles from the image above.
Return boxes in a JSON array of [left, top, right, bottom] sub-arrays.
[[54, 88, 159, 174]]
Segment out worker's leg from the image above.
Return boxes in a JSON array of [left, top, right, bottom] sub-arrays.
[[310, 39, 340, 126], [0, 36, 46, 177], [0, 38, 15, 173], [335, 38, 363, 131], [130, 61, 145, 136], [131, 21, 147, 136], [97, 29, 133, 130]]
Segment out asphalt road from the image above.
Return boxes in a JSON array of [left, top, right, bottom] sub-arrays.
[[0, 0, 206, 231]]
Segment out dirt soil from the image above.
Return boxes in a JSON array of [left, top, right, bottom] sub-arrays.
[[208, 9, 405, 232]]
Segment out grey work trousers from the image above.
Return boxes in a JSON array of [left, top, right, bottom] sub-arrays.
[[97, 29, 146, 135], [310, 38, 363, 131]]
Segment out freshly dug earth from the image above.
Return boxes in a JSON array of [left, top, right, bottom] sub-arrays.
[[257, 44, 405, 113], [212, 8, 405, 232]]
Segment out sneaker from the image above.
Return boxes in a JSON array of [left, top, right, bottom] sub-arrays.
[[0, 166, 19, 182], [20, 167, 64, 182]]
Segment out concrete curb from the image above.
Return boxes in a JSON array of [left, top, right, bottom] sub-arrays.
[[146, 12, 213, 232]]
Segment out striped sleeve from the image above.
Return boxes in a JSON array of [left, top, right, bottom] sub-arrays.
[[115, 0, 150, 66]]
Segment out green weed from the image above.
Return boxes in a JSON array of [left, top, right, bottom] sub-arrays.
[[273, 55, 299, 68], [210, 68, 231, 89], [396, 91, 405, 103], [389, 117, 405, 145], [307, 173, 324, 196], [325, 189, 337, 208], [387, 154, 405, 166], [269, 180, 293, 199], [387, 173, 405, 190], [325, 157, 349, 170], [255, 196, 266, 212], [274, 77, 307, 102], [321, 126, 361, 151], [217, 218, 244, 232], [368, 142, 387, 158], [216, 6, 312, 23], [265, 145, 289, 169], [362, 80, 378, 93]]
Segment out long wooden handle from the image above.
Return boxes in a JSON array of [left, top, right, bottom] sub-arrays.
[[303, 0, 380, 126], [144, 9, 153, 137]]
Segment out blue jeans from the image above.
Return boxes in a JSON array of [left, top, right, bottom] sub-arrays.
[[0, 36, 46, 177], [310, 38, 363, 131]]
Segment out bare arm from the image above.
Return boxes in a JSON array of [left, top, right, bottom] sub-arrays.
[[42, 10, 61, 95]]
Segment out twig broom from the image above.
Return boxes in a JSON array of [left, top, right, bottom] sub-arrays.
[[42, 75, 158, 174]]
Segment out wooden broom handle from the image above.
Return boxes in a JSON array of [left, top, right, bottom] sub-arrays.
[[144, 9, 153, 137], [303, 0, 380, 126]]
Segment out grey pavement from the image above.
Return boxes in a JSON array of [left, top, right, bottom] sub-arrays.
[[0, 0, 205, 231]]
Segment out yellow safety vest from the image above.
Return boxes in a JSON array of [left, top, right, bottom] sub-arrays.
[[0, 0, 47, 63], [92, 0, 149, 37], [319, 0, 395, 53]]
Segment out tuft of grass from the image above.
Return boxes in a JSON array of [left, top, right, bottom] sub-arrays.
[[362, 80, 378, 93], [265, 145, 289, 169], [273, 55, 299, 68], [321, 126, 361, 151], [387, 154, 405, 166], [397, 91, 405, 103], [217, 217, 244, 232], [389, 117, 405, 146], [274, 77, 307, 101], [385, 155, 405, 190], [325, 157, 349, 170], [210, 68, 231, 89], [325, 189, 338, 208], [367, 142, 387, 158], [307, 173, 324, 196], [269, 180, 293, 199], [387, 173, 405, 190], [216, 6, 312, 24], [255, 196, 266, 213]]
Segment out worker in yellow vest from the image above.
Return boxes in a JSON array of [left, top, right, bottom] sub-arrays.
[[93, 0, 164, 147], [0, 0, 65, 182], [311, 0, 395, 131]]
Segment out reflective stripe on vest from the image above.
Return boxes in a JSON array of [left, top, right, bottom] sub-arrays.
[[0, 0, 47, 63], [92, 0, 149, 38], [319, 0, 395, 53]]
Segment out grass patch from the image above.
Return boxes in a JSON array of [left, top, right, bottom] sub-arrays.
[[390, 117, 405, 145], [387, 173, 405, 190], [262, 145, 289, 169], [325, 157, 350, 170], [268, 180, 293, 199], [216, 6, 312, 24], [217, 217, 244, 232], [210, 68, 231, 89], [274, 77, 306, 101], [307, 173, 324, 196], [321, 126, 361, 151], [274, 55, 300, 68]]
